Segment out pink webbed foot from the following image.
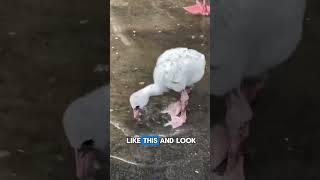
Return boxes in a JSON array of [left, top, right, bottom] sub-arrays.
[[164, 110, 187, 129], [183, 0, 210, 16], [163, 89, 190, 128]]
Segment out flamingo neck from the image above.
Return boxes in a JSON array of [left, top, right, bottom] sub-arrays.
[[141, 84, 166, 97]]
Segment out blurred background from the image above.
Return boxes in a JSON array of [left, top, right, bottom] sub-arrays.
[[0, 0, 107, 179], [245, 0, 320, 179]]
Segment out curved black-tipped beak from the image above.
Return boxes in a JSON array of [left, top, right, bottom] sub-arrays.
[[133, 106, 142, 120]]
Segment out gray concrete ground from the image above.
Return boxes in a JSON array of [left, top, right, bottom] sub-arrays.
[[110, 0, 210, 179]]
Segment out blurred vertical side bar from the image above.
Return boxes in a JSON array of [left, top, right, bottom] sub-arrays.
[[211, 0, 307, 179]]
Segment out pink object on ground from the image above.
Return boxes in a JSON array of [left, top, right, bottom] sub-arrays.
[[163, 89, 190, 128], [183, 0, 210, 16]]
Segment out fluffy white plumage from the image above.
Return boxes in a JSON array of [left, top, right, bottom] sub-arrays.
[[130, 47, 206, 109], [63, 85, 108, 151]]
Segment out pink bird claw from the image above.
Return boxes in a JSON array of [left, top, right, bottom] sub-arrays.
[[164, 115, 185, 129]]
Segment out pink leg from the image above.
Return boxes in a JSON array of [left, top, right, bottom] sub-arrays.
[[213, 81, 264, 176], [75, 149, 96, 179], [212, 125, 228, 174], [213, 157, 245, 180], [224, 90, 252, 173], [164, 88, 191, 128]]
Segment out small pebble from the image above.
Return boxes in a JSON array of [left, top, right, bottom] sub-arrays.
[[177, 23, 180, 26], [195, 170, 199, 174], [139, 82, 145, 85], [55, 154, 64, 161], [111, 46, 114, 49], [48, 77, 56, 83], [0, 150, 11, 158], [115, 37, 119, 40], [115, 52, 119, 55], [133, 30, 136, 33], [201, 43, 205, 46], [94, 64, 108, 72], [134, 67, 139, 70], [8, 32, 16, 36], [110, 109, 114, 112], [79, 19, 89, 24], [199, 35, 204, 38], [93, 161, 101, 170], [17, 149, 25, 153], [191, 35, 196, 39], [158, 30, 162, 33]]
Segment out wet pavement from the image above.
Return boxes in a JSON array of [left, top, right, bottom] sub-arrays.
[[110, 0, 210, 179]]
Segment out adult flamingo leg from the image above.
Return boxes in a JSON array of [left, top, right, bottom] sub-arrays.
[[224, 90, 252, 173], [163, 88, 192, 128]]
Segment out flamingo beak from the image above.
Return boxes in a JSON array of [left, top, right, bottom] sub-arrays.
[[133, 106, 142, 120]]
